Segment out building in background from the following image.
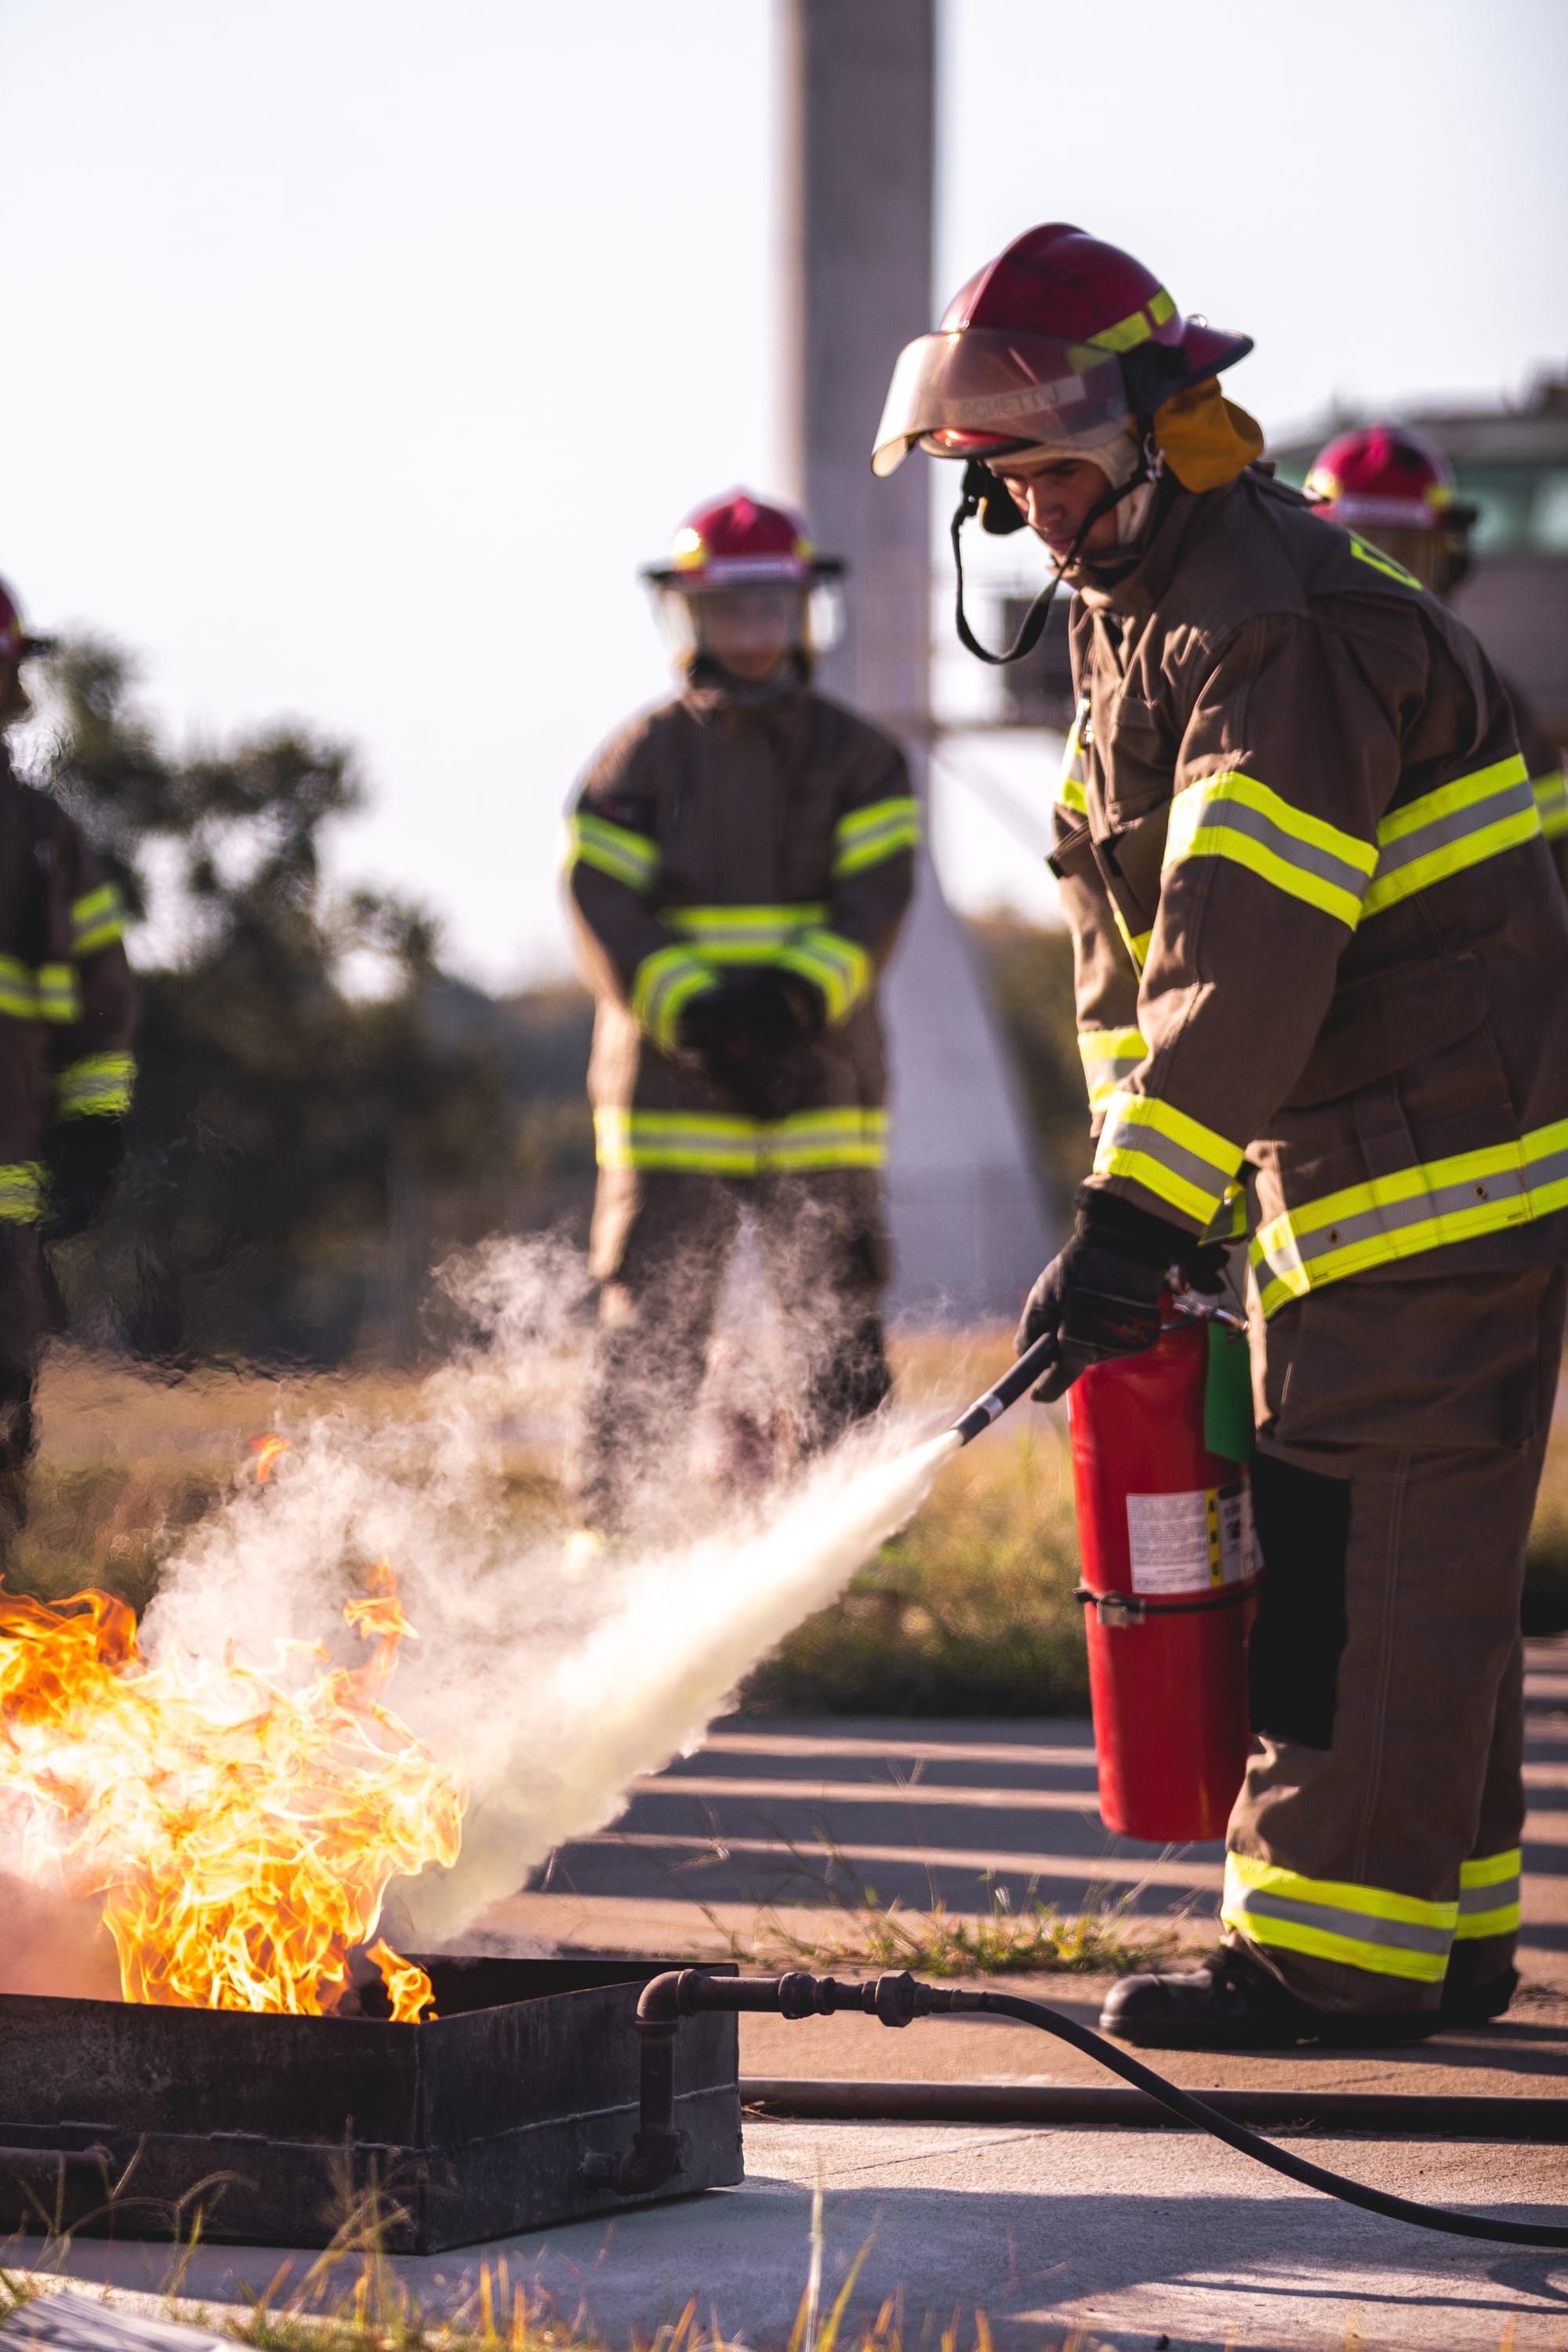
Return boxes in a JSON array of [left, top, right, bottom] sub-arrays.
[[1270, 376, 1568, 737], [780, 0, 1052, 1323]]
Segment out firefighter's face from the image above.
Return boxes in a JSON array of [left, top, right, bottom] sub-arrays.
[[691, 586, 804, 680], [1359, 526, 1466, 597], [993, 456, 1122, 560]]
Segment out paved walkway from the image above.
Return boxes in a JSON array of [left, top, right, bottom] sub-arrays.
[[27, 2124, 1568, 2352], [492, 1638, 1568, 2012]]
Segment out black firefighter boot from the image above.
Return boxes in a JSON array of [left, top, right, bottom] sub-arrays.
[[1099, 1945, 1443, 2050], [1438, 1940, 1519, 2027]]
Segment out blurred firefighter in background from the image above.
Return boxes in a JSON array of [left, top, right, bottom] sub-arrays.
[[0, 579, 137, 1555], [876, 225, 1568, 2047], [1305, 423, 1568, 894], [563, 493, 917, 1540]]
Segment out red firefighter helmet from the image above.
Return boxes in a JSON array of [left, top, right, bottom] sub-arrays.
[[1304, 424, 1475, 533], [0, 579, 56, 666], [873, 223, 1252, 476], [641, 491, 843, 588]]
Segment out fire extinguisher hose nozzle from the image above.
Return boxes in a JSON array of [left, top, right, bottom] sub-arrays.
[[949, 1333, 1058, 1446]]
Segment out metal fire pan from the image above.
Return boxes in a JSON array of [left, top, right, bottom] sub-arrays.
[[0, 1955, 741, 2254]]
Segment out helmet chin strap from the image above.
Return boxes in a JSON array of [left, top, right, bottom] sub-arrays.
[[951, 434, 1160, 666]]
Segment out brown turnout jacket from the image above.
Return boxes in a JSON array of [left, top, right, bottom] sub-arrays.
[[566, 666, 916, 1179], [0, 746, 137, 1221], [1503, 672, 1568, 897], [1050, 469, 1568, 1318]]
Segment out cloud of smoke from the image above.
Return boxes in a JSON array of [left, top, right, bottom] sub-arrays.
[[134, 1236, 957, 1952]]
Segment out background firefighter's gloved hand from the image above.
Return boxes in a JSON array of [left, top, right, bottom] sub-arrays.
[[1015, 1186, 1196, 1403], [677, 970, 826, 1119], [41, 1118, 126, 1243]]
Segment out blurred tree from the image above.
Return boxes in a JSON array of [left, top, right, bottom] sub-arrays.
[[32, 637, 517, 1364], [964, 912, 1092, 1209]]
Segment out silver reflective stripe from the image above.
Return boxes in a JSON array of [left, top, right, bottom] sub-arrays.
[[1260, 1138, 1568, 1289], [1178, 793, 1373, 903], [1370, 770, 1535, 891], [1097, 1099, 1239, 1203], [1458, 1871, 1520, 1918], [1263, 1158, 1544, 1286], [1229, 1885, 1454, 1961]]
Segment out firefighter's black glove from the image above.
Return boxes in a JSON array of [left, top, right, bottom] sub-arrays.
[[677, 972, 826, 1120], [734, 967, 827, 1052], [41, 1118, 125, 1244], [1184, 1240, 1232, 1296], [1015, 1186, 1196, 1403]]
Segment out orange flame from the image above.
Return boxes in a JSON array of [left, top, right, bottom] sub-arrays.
[[0, 1565, 461, 2023], [250, 1435, 290, 1484]]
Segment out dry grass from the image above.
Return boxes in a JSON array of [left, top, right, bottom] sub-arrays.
[[0, 2184, 1091, 2352], [724, 1872, 1188, 1979], [9, 1333, 1568, 1710]]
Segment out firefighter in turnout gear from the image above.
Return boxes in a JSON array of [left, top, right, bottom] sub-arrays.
[[564, 492, 916, 1538], [1305, 423, 1568, 895], [0, 580, 137, 1550], [877, 225, 1568, 2047]]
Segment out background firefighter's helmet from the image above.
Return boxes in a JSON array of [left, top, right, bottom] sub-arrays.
[[1305, 424, 1479, 535], [0, 579, 57, 666], [641, 491, 844, 588], [872, 223, 1253, 477]]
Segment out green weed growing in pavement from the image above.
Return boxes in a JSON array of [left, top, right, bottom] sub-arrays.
[[705, 1838, 1192, 1978]]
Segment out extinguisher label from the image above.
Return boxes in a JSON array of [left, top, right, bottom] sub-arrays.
[[1126, 1482, 1256, 1595]]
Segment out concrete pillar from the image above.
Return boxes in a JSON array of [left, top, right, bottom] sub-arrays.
[[777, 0, 1052, 1321]]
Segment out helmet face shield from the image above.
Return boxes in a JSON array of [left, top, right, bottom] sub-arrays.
[[654, 582, 809, 673], [872, 327, 1133, 477]]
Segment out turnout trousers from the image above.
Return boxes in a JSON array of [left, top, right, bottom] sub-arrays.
[[1222, 1265, 1565, 2017], [574, 1165, 892, 1537]]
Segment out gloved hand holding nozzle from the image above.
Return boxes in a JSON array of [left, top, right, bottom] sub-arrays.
[[1015, 1186, 1207, 1401]]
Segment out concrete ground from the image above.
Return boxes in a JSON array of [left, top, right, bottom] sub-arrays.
[[7, 1641, 1567, 2350]]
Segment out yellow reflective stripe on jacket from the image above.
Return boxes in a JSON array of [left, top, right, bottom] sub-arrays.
[[1361, 755, 1537, 918], [71, 883, 128, 957], [1222, 1853, 1456, 1984], [1077, 1025, 1146, 1115], [1252, 1116, 1568, 1318], [55, 1051, 136, 1121], [1056, 707, 1089, 818], [563, 811, 662, 894], [831, 797, 920, 880], [0, 957, 80, 1023], [0, 1163, 44, 1225], [1109, 902, 1152, 975], [594, 1105, 888, 1176], [629, 944, 718, 1052], [775, 927, 873, 1023], [666, 903, 827, 960], [1532, 767, 1568, 843], [1454, 1848, 1522, 1942], [1094, 1090, 1245, 1229], [1164, 771, 1377, 930], [1348, 532, 1422, 590]]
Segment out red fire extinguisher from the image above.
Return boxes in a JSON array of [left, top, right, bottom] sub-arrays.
[[1067, 1305, 1258, 1842]]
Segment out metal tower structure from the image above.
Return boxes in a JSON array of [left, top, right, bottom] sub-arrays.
[[777, 0, 1052, 1320]]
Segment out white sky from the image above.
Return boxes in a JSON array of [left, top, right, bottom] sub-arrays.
[[5, 0, 1566, 982]]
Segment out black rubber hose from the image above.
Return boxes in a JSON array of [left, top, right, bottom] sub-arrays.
[[976, 1990, 1568, 2249]]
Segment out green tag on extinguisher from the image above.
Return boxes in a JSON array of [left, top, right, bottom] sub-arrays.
[[1204, 1320, 1254, 1465]]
